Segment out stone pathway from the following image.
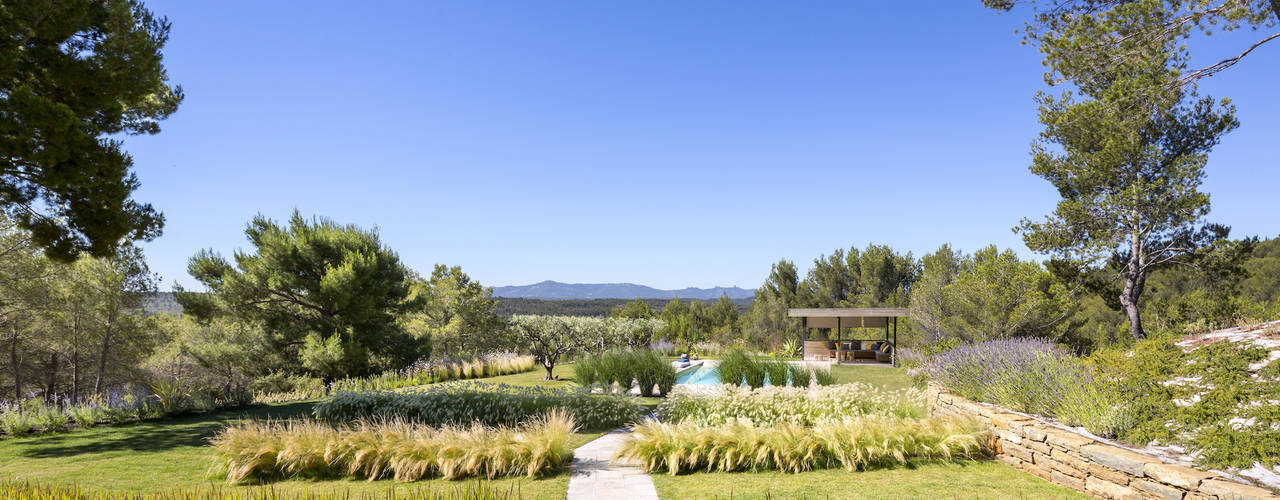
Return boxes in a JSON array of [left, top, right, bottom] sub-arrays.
[[566, 428, 659, 500]]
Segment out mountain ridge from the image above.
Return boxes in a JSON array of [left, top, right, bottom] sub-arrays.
[[490, 280, 754, 300]]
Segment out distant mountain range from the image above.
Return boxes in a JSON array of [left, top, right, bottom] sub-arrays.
[[490, 280, 755, 300]]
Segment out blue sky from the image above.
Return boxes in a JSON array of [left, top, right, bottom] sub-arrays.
[[125, 1, 1280, 291]]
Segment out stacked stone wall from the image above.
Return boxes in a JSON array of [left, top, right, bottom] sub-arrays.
[[927, 383, 1277, 500]]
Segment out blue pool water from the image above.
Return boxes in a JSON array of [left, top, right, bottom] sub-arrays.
[[674, 363, 786, 386], [675, 363, 722, 385]]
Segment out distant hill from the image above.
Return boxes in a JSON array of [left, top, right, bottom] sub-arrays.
[[140, 292, 183, 316], [491, 280, 754, 300], [494, 297, 753, 317]]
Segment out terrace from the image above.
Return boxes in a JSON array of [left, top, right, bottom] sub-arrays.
[[789, 307, 906, 366]]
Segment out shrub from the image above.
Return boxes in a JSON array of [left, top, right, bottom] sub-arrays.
[[212, 411, 575, 482], [315, 381, 643, 430], [617, 416, 990, 474], [921, 338, 1128, 437], [658, 383, 925, 426]]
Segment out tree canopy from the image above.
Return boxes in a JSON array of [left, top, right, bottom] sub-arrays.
[[177, 211, 422, 378], [0, 0, 182, 260]]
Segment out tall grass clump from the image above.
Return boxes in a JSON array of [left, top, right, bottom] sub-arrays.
[[574, 350, 674, 396], [716, 350, 750, 387], [616, 416, 990, 474], [315, 381, 642, 430], [812, 365, 836, 386], [658, 383, 925, 426], [211, 411, 575, 483], [787, 364, 812, 388], [921, 338, 1129, 437], [0, 480, 525, 499]]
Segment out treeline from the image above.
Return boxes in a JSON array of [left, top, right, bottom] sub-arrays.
[[0, 212, 512, 403], [493, 297, 751, 317], [739, 238, 1280, 353]]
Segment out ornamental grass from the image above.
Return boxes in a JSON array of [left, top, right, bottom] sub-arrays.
[[0, 479, 523, 499], [658, 383, 925, 426], [211, 411, 575, 483], [314, 382, 642, 430], [616, 416, 991, 475]]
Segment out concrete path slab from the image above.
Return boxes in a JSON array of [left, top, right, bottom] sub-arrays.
[[566, 428, 658, 500]]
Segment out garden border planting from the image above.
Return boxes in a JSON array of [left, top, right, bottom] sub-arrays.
[[926, 383, 1279, 500]]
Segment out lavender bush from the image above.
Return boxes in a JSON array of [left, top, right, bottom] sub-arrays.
[[922, 338, 1130, 437]]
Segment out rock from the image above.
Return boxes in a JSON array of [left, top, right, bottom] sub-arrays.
[[1081, 444, 1157, 477], [1145, 462, 1214, 491]]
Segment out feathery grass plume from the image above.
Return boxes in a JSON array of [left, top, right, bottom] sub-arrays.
[[617, 416, 989, 475], [211, 412, 577, 483], [658, 383, 925, 426], [0, 478, 524, 499]]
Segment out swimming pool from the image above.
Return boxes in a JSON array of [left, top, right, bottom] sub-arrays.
[[675, 362, 723, 385], [674, 362, 787, 386]]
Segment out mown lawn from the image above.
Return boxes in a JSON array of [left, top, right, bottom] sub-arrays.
[[650, 460, 1090, 499], [0, 394, 599, 498]]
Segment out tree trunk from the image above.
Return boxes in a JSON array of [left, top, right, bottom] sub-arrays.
[[9, 327, 19, 400], [93, 316, 114, 394], [71, 314, 80, 403], [543, 361, 555, 381], [45, 352, 58, 401], [1120, 226, 1148, 341]]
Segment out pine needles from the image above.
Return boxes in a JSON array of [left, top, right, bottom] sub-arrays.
[[211, 411, 576, 483]]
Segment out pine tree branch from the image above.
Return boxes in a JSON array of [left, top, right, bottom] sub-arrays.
[[1179, 31, 1280, 85]]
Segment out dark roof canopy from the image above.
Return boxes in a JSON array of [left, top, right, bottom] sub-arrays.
[[788, 307, 908, 329]]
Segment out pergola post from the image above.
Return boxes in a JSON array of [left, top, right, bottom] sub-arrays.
[[892, 317, 898, 367]]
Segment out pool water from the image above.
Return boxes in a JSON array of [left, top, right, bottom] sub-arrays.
[[674, 362, 786, 386], [675, 363, 722, 385]]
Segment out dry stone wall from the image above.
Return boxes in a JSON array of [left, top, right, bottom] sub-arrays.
[[926, 383, 1278, 500]]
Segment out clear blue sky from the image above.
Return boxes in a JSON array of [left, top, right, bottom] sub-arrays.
[[125, 1, 1280, 291]]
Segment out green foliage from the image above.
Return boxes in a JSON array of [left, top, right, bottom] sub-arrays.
[[314, 381, 643, 430], [212, 412, 575, 482], [716, 350, 750, 387], [178, 212, 423, 379], [1093, 332, 1280, 469], [787, 364, 811, 388], [610, 298, 656, 319], [403, 265, 502, 357], [659, 383, 925, 426], [812, 366, 836, 387], [574, 349, 674, 397], [617, 416, 990, 475], [0, 0, 182, 259], [910, 245, 1071, 342]]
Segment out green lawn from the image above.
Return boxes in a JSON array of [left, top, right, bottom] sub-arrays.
[[650, 460, 1089, 499], [829, 364, 915, 391], [0, 391, 600, 498]]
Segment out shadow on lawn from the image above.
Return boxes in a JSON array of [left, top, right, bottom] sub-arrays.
[[18, 401, 317, 459]]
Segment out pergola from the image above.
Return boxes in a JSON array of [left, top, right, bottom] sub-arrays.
[[788, 307, 908, 366]]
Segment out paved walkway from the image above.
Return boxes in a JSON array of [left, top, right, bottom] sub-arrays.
[[566, 428, 659, 500]]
